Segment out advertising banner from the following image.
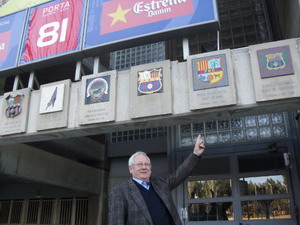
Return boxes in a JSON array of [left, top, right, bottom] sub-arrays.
[[84, 0, 218, 50], [0, 0, 52, 17], [19, 0, 85, 64], [0, 11, 26, 71]]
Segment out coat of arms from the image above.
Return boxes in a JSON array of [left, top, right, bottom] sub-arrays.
[[266, 53, 286, 70], [85, 76, 110, 104], [257, 45, 294, 78], [192, 54, 229, 91], [195, 57, 224, 85], [137, 68, 163, 95], [5, 93, 24, 118]]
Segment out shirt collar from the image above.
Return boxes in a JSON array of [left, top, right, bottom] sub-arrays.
[[132, 178, 150, 190]]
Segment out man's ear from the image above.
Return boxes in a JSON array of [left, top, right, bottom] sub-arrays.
[[129, 166, 132, 174]]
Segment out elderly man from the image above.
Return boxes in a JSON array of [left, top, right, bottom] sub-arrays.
[[108, 135, 205, 225]]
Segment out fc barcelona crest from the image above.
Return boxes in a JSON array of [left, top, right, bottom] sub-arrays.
[[137, 68, 163, 95], [266, 53, 285, 70], [192, 54, 229, 91], [5, 93, 24, 118], [257, 45, 294, 78]]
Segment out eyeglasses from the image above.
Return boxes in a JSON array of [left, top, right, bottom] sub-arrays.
[[132, 163, 152, 168]]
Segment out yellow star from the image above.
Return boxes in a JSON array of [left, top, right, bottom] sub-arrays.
[[108, 4, 131, 26]]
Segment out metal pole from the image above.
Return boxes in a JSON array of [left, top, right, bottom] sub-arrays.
[[13, 75, 20, 91], [75, 60, 82, 81], [93, 56, 100, 73], [217, 30, 220, 51], [182, 38, 190, 60]]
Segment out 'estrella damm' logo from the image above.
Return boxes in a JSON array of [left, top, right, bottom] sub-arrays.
[[138, 68, 163, 95]]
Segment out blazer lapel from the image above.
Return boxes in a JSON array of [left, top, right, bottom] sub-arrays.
[[151, 179, 174, 217], [128, 180, 153, 224]]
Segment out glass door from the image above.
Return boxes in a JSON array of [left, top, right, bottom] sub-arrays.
[[236, 152, 296, 225], [182, 151, 297, 225]]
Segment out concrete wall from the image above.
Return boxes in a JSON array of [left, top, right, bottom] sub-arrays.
[[0, 144, 102, 195], [0, 183, 88, 200], [0, 38, 299, 145]]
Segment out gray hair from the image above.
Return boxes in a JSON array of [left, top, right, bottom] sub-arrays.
[[128, 151, 151, 166]]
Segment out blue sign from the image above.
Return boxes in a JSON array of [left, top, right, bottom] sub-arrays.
[[0, 11, 26, 72], [84, 0, 218, 50]]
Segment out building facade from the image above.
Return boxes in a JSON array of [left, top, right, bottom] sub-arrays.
[[0, 0, 300, 225]]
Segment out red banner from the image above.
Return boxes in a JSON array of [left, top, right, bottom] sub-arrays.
[[21, 0, 83, 63]]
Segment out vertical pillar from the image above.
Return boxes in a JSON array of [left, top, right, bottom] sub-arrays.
[[75, 60, 82, 81], [28, 71, 39, 89], [182, 38, 190, 60], [88, 170, 109, 225], [93, 57, 100, 74], [20, 199, 29, 224], [51, 199, 58, 225], [71, 198, 76, 225], [13, 75, 20, 91]]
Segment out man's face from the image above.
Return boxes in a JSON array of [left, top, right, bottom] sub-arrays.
[[129, 154, 152, 182]]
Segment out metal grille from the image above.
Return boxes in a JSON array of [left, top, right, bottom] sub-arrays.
[[0, 198, 88, 225], [110, 42, 166, 70], [111, 127, 167, 143], [59, 199, 73, 225], [218, 0, 271, 48], [75, 199, 88, 225], [10, 201, 23, 224], [0, 201, 10, 224], [26, 200, 39, 224], [40, 200, 53, 224], [180, 113, 287, 147], [175, 0, 272, 61]]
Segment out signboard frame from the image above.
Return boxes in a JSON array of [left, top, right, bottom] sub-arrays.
[[19, 0, 87, 66], [84, 0, 219, 55], [0, 10, 27, 73]]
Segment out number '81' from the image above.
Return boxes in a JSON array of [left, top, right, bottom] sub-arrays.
[[37, 18, 68, 47]]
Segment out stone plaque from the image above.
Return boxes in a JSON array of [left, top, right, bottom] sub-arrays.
[[36, 79, 71, 131], [0, 88, 31, 136], [257, 45, 294, 78], [130, 60, 172, 119], [79, 71, 117, 125], [187, 49, 236, 110], [249, 39, 300, 102]]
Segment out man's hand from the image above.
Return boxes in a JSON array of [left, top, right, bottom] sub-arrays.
[[193, 135, 205, 156]]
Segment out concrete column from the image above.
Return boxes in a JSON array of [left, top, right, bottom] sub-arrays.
[[88, 170, 109, 225]]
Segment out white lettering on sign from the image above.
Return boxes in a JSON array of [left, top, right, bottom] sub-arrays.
[[42, 1, 70, 17], [37, 18, 68, 47], [148, 7, 171, 17], [0, 20, 9, 26], [0, 43, 5, 51], [133, 0, 186, 16]]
